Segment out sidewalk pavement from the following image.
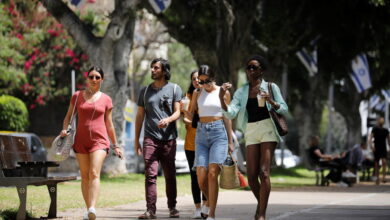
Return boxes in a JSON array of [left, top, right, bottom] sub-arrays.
[[58, 182, 390, 220]]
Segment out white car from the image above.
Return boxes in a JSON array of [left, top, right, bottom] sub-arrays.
[[274, 149, 301, 168], [175, 140, 190, 173]]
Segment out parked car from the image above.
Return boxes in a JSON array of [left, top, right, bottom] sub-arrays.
[[274, 149, 301, 168], [0, 131, 47, 161]]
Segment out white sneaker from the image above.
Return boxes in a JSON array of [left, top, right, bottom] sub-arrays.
[[88, 207, 96, 220], [342, 170, 356, 178], [337, 181, 348, 187], [83, 211, 88, 220], [206, 218, 215, 220], [201, 205, 209, 216], [193, 208, 202, 219]]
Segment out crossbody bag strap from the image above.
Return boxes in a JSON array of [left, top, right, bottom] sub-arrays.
[[172, 83, 177, 112], [268, 82, 275, 100], [68, 92, 79, 129], [143, 85, 150, 112]]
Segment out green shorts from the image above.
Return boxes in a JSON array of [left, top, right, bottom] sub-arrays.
[[245, 118, 279, 146]]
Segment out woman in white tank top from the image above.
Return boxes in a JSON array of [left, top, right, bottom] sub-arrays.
[[185, 65, 234, 220]]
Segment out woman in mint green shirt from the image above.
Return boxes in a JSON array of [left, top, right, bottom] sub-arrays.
[[219, 55, 288, 220]]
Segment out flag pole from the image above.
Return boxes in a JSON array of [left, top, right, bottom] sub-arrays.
[[326, 82, 334, 154], [71, 69, 75, 94]]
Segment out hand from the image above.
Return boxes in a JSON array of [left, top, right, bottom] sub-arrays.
[[134, 141, 143, 156], [219, 82, 232, 100], [113, 147, 124, 160], [158, 118, 170, 128], [60, 129, 68, 137], [260, 91, 271, 102], [228, 142, 235, 154]]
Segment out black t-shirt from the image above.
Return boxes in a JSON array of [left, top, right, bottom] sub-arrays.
[[309, 145, 323, 164], [372, 126, 389, 151]]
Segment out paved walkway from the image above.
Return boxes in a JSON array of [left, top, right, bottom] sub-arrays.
[[58, 182, 390, 220]]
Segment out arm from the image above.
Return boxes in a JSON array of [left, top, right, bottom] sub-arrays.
[[368, 131, 374, 152], [222, 91, 234, 153], [267, 83, 288, 115], [184, 89, 200, 124], [388, 132, 390, 151], [60, 102, 74, 137], [314, 149, 333, 160], [105, 108, 123, 159], [134, 106, 145, 156], [220, 84, 243, 119], [158, 102, 182, 128]]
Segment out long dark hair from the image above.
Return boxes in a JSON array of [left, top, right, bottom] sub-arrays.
[[187, 70, 198, 95]]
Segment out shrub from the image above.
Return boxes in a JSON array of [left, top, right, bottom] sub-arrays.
[[0, 95, 29, 131]]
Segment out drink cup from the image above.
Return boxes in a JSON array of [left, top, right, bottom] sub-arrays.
[[182, 97, 190, 111], [257, 93, 265, 107]]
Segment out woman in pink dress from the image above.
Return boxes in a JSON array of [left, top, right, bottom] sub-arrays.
[[60, 66, 123, 220]]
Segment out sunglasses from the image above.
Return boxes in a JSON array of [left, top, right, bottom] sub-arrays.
[[88, 75, 101, 80], [246, 65, 261, 71], [199, 79, 212, 85]]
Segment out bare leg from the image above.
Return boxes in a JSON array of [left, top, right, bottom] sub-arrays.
[[258, 142, 276, 220], [382, 158, 387, 183], [374, 161, 380, 185], [76, 153, 91, 208], [196, 167, 209, 203], [207, 164, 221, 218], [88, 150, 107, 208], [246, 144, 261, 218]]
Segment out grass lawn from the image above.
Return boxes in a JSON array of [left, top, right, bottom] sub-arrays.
[[0, 167, 316, 218]]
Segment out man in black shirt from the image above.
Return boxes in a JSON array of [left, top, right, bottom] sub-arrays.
[[369, 117, 390, 185]]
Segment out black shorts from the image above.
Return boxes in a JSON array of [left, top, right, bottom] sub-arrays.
[[374, 148, 387, 162]]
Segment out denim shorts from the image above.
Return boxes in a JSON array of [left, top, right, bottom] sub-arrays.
[[194, 120, 228, 168]]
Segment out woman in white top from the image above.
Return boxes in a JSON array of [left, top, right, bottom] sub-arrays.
[[186, 65, 234, 220]]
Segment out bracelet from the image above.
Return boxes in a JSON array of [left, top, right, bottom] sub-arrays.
[[112, 144, 120, 149]]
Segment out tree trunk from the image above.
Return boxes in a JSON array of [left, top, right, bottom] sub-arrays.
[[334, 80, 363, 149], [41, 0, 140, 174], [292, 75, 327, 163]]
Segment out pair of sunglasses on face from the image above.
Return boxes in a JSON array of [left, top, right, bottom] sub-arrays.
[[88, 75, 101, 80], [246, 65, 261, 71], [199, 79, 213, 85]]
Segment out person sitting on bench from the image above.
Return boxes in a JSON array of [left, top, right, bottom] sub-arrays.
[[308, 135, 353, 187]]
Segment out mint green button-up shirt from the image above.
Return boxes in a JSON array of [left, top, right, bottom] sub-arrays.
[[222, 80, 288, 142]]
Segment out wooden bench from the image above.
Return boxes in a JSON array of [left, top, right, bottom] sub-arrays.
[[0, 134, 76, 220]]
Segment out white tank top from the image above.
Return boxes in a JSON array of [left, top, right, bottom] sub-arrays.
[[197, 87, 223, 117]]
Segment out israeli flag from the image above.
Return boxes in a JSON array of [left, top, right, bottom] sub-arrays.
[[296, 47, 318, 77], [350, 54, 372, 93], [369, 95, 380, 108], [374, 100, 386, 112], [149, 0, 171, 14], [71, 0, 84, 7], [381, 89, 390, 102]]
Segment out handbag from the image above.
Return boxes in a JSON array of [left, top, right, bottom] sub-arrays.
[[268, 83, 288, 136], [51, 93, 79, 161], [191, 111, 199, 128], [219, 153, 240, 189]]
